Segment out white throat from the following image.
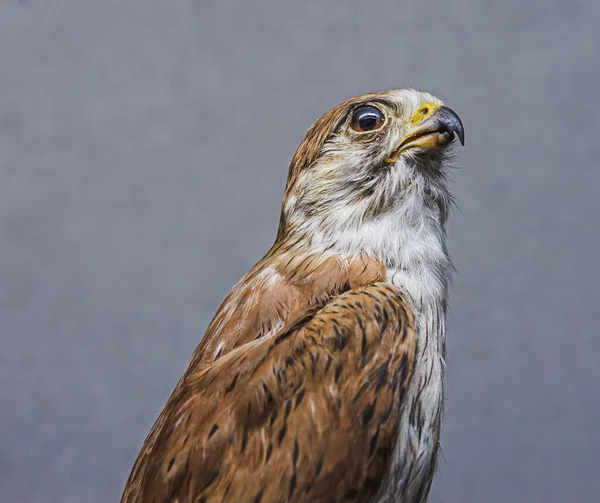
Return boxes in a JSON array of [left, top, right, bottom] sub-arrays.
[[299, 187, 451, 309]]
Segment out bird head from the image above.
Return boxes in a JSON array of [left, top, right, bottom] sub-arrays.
[[276, 89, 464, 253]]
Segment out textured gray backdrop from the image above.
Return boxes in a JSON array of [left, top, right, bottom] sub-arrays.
[[1, 1, 599, 502]]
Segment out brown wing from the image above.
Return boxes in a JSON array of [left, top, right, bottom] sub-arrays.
[[122, 283, 417, 503]]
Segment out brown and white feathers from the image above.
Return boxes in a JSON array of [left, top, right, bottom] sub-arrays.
[[121, 88, 464, 503]]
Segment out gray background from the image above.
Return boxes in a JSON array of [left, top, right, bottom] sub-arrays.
[[1, 1, 599, 502]]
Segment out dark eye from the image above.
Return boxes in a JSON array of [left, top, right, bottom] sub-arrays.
[[350, 105, 385, 132]]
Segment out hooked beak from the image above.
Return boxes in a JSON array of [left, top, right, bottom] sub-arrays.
[[385, 105, 464, 164]]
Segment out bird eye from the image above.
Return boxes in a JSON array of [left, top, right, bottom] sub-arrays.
[[350, 105, 385, 132]]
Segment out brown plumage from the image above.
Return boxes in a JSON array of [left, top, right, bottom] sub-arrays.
[[122, 88, 464, 503]]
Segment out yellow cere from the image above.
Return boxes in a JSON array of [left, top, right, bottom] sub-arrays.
[[410, 102, 441, 124]]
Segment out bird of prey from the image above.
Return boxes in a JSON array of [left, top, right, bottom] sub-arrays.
[[121, 88, 464, 503]]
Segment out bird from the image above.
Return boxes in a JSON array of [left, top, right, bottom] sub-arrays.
[[121, 88, 464, 503]]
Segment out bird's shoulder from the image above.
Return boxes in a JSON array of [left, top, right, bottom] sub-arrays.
[[187, 251, 387, 368]]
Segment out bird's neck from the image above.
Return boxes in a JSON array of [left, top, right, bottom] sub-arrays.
[[278, 196, 452, 313]]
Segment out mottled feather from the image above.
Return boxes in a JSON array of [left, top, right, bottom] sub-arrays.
[[122, 283, 417, 503]]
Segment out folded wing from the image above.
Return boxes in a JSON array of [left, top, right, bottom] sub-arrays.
[[122, 283, 417, 503]]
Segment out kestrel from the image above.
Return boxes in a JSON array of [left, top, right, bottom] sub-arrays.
[[122, 88, 464, 503]]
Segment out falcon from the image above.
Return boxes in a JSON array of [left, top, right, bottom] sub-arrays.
[[121, 88, 464, 503]]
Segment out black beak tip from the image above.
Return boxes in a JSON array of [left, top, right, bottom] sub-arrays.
[[455, 126, 465, 146]]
